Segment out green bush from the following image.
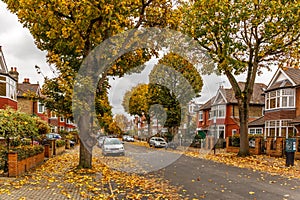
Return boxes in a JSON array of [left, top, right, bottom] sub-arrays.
[[56, 140, 66, 147]]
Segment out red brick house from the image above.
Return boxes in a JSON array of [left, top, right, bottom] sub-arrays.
[[0, 46, 18, 110], [197, 82, 266, 139], [48, 111, 76, 133], [263, 67, 300, 138]]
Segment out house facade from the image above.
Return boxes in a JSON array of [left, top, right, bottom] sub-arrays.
[[263, 67, 300, 138], [197, 82, 266, 139], [17, 78, 48, 121], [0, 46, 18, 110]]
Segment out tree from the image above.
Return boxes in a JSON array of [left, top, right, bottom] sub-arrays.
[[114, 114, 129, 133], [122, 84, 151, 136], [3, 0, 179, 168], [149, 53, 203, 136], [182, 0, 300, 156]]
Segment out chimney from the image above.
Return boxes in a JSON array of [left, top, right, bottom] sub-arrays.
[[23, 78, 30, 84], [9, 67, 19, 82]]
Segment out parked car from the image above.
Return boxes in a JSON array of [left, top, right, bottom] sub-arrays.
[[46, 133, 62, 140], [102, 138, 125, 156], [149, 137, 167, 148], [123, 136, 134, 142]]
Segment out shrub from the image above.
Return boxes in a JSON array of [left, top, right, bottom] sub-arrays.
[[56, 140, 66, 147]]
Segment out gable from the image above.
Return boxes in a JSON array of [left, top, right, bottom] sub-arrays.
[[212, 88, 227, 105], [267, 68, 297, 90], [0, 48, 8, 74]]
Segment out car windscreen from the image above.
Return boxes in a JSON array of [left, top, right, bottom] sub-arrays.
[[104, 139, 121, 145]]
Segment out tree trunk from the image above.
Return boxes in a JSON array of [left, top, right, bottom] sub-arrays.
[[79, 139, 92, 168], [77, 114, 95, 169], [238, 100, 250, 157]]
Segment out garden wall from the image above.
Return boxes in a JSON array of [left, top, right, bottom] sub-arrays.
[[226, 137, 262, 155], [8, 150, 45, 177]]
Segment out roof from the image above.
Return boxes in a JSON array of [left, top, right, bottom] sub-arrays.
[[283, 67, 300, 85], [248, 116, 265, 127], [199, 82, 266, 110], [199, 97, 215, 110], [267, 67, 300, 91], [0, 46, 8, 74], [17, 83, 41, 97]]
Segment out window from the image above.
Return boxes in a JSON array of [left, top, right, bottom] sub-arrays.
[[198, 111, 203, 121], [249, 128, 263, 135], [51, 126, 57, 133], [60, 126, 64, 131], [265, 88, 295, 110], [50, 112, 57, 118], [265, 120, 294, 138], [60, 116, 64, 122], [232, 129, 237, 136], [0, 75, 16, 100], [208, 125, 225, 138], [210, 105, 226, 119], [38, 101, 45, 113]]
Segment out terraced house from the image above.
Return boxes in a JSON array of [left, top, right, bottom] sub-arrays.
[[197, 82, 266, 139]]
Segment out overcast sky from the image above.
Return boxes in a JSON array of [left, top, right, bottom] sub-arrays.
[[0, 1, 275, 119], [0, 2, 55, 85]]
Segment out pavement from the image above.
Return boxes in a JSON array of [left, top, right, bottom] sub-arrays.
[[0, 146, 85, 200]]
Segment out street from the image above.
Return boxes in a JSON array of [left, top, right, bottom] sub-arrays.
[[108, 142, 300, 200]]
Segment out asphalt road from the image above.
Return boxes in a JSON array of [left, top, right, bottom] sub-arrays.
[[122, 143, 300, 200]]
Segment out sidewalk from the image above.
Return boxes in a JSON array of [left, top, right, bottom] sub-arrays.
[[0, 145, 185, 200], [0, 147, 84, 200]]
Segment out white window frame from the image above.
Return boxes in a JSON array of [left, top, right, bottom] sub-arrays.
[[0, 75, 17, 100], [198, 111, 203, 121], [265, 88, 295, 110], [232, 129, 237, 136], [60, 116, 64, 122], [210, 104, 226, 119], [249, 128, 263, 135], [37, 101, 45, 113], [265, 120, 294, 138]]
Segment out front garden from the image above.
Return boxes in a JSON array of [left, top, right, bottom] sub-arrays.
[[0, 107, 50, 176]]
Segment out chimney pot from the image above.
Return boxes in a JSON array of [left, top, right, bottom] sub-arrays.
[[14, 67, 17, 71]]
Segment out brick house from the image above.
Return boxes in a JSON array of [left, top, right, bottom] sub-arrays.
[[263, 67, 300, 138], [0, 46, 18, 110], [48, 111, 77, 133], [197, 82, 266, 139], [17, 78, 48, 121]]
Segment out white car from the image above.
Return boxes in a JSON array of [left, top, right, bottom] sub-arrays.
[[149, 137, 167, 148], [102, 138, 125, 156]]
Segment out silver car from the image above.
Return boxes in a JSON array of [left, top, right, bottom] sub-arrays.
[[102, 138, 125, 156], [149, 137, 167, 148]]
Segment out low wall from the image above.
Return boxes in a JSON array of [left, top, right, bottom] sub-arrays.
[[226, 137, 262, 155], [54, 145, 65, 155], [8, 150, 45, 177]]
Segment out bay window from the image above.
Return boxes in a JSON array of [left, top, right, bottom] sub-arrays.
[[265, 88, 295, 110], [0, 75, 16, 100]]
